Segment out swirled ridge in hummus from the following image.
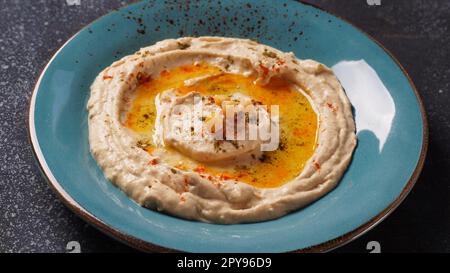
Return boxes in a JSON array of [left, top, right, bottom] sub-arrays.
[[87, 37, 357, 224]]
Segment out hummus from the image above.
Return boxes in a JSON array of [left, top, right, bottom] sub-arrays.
[[87, 37, 357, 224]]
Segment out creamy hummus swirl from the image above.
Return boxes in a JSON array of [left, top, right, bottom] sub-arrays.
[[87, 37, 356, 224]]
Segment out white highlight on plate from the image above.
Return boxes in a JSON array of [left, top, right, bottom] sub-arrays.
[[332, 60, 395, 152]]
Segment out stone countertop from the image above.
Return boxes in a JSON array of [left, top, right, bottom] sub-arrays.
[[0, 0, 448, 253]]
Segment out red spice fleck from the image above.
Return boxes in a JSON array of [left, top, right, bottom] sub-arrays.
[[259, 63, 269, 79], [103, 75, 113, 80], [160, 69, 169, 77], [182, 66, 194, 72], [183, 177, 189, 192], [194, 164, 206, 173], [219, 174, 231, 180], [126, 73, 135, 82], [138, 62, 144, 68], [326, 102, 337, 112], [207, 96, 215, 104], [313, 160, 321, 171], [136, 72, 152, 84], [276, 58, 286, 65], [207, 175, 214, 181], [148, 159, 158, 165]]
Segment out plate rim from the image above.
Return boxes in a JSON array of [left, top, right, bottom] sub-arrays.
[[27, 0, 429, 253]]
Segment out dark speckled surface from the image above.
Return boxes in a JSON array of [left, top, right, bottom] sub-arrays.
[[0, 0, 449, 253]]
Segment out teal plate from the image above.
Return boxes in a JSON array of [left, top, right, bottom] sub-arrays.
[[29, 0, 428, 252]]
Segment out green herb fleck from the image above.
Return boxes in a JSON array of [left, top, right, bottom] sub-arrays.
[[136, 139, 152, 150], [263, 48, 277, 58], [177, 42, 190, 50]]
